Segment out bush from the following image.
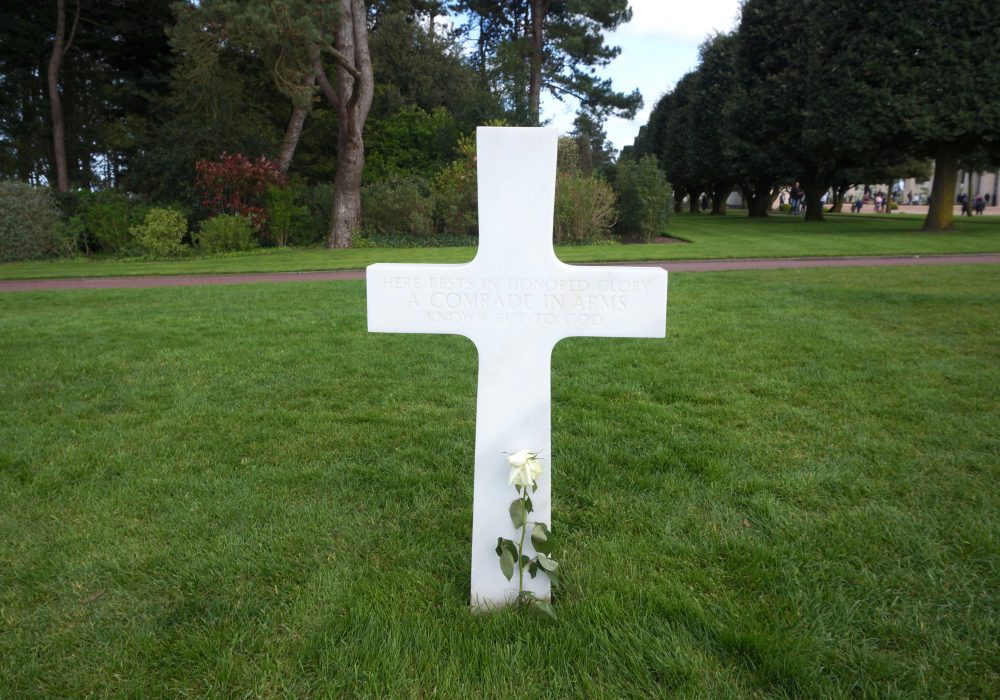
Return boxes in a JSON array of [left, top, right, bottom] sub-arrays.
[[130, 208, 188, 257], [196, 214, 256, 253], [65, 189, 148, 254], [195, 153, 286, 229], [614, 156, 674, 242], [361, 176, 435, 238], [0, 181, 63, 261], [778, 203, 792, 213], [433, 134, 478, 236], [554, 172, 617, 244], [353, 233, 475, 248], [364, 105, 460, 183], [265, 185, 314, 247]]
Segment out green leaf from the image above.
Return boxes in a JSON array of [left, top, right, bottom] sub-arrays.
[[528, 560, 539, 579], [537, 553, 558, 573], [524, 495, 533, 513], [531, 599, 558, 621], [499, 549, 515, 581], [509, 499, 527, 529], [495, 537, 505, 556], [520, 554, 530, 570], [531, 522, 554, 555]]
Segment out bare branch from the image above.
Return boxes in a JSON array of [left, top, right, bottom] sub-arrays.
[[314, 59, 341, 111], [321, 43, 360, 80], [63, 0, 80, 56]]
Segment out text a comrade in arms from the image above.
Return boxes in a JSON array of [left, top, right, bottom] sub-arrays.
[[382, 274, 654, 295]]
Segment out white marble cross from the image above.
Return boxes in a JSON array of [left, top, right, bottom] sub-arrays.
[[367, 127, 667, 608]]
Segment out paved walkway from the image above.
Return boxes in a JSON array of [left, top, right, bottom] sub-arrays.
[[1, 254, 998, 292]]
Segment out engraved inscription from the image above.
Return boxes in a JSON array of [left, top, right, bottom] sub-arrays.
[[382, 274, 656, 328]]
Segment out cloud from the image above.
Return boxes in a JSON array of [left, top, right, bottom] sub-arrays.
[[616, 0, 742, 44]]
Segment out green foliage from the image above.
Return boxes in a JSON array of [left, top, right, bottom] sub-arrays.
[[432, 135, 478, 236], [196, 214, 257, 253], [361, 176, 435, 238], [130, 208, 188, 257], [352, 233, 475, 248], [554, 172, 617, 244], [67, 190, 149, 255], [615, 156, 674, 242], [364, 106, 461, 183], [265, 185, 313, 247], [496, 481, 559, 619], [299, 184, 333, 246], [0, 181, 63, 262], [455, 0, 640, 125]]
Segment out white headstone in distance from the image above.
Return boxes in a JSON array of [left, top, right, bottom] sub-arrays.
[[367, 127, 667, 608]]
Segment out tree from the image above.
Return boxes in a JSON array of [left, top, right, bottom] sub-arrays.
[[456, 0, 640, 127], [687, 34, 738, 215], [46, 0, 79, 191], [322, 0, 374, 247], [1, 0, 174, 189], [888, 1, 1000, 231], [166, 0, 373, 248]]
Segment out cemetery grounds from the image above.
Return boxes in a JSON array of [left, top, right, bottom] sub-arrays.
[[1, 214, 997, 697]]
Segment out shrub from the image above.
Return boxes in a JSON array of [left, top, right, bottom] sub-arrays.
[[614, 155, 674, 242], [195, 153, 286, 229], [364, 105, 460, 183], [298, 184, 332, 246], [196, 214, 256, 253], [553, 172, 617, 244], [361, 176, 435, 238], [0, 181, 62, 261], [265, 185, 314, 247], [778, 203, 792, 213], [65, 189, 148, 254], [130, 208, 188, 257], [433, 134, 478, 236]]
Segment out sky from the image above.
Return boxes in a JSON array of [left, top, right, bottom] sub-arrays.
[[542, 0, 743, 153]]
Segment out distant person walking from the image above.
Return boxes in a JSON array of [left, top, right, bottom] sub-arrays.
[[974, 194, 986, 215], [789, 182, 804, 215]]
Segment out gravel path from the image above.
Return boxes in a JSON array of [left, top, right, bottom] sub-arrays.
[[1, 253, 998, 292]]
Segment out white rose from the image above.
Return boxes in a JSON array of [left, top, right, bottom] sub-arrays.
[[507, 449, 543, 488]]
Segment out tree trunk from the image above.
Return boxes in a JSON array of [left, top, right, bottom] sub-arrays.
[[47, 0, 78, 192], [741, 178, 774, 218], [688, 192, 699, 214], [326, 0, 374, 249], [277, 104, 309, 173], [802, 179, 826, 222], [830, 184, 850, 213], [710, 183, 731, 215], [673, 187, 684, 214], [277, 59, 319, 173], [963, 169, 973, 216], [923, 149, 958, 232], [746, 192, 770, 217], [528, 0, 546, 126]]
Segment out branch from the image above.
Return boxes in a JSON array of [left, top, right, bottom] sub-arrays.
[[63, 0, 80, 56], [321, 43, 360, 80], [314, 58, 341, 111]]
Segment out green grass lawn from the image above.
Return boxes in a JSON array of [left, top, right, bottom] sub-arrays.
[[2, 212, 999, 280], [1, 265, 998, 697]]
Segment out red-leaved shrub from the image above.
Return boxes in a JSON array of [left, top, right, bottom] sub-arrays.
[[195, 153, 286, 229]]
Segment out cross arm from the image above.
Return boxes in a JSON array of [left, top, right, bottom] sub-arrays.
[[367, 262, 483, 336]]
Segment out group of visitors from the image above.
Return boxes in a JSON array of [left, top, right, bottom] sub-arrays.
[[777, 182, 995, 215], [959, 192, 990, 215]]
